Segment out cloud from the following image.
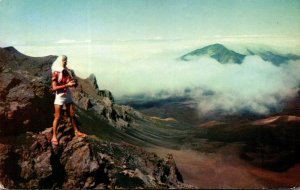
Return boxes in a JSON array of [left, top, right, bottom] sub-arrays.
[[83, 39, 91, 43], [90, 54, 300, 115], [15, 41, 300, 115], [55, 39, 77, 44], [190, 57, 300, 115]]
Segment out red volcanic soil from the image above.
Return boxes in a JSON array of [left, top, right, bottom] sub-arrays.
[[147, 144, 300, 189], [251, 115, 300, 126]]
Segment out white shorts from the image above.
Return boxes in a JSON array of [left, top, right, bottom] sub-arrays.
[[54, 89, 73, 105]]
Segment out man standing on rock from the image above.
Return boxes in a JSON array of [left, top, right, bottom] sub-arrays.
[[51, 55, 87, 145]]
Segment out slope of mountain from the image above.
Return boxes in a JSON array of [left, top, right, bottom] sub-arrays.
[[247, 49, 300, 66], [1, 46, 57, 77], [180, 43, 246, 64], [180, 43, 300, 65], [191, 114, 300, 172], [0, 47, 193, 189]]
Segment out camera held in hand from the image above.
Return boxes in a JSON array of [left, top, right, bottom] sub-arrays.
[[73, 79, 78, 88]]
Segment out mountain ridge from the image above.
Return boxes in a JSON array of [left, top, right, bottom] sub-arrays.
[[181, 43, 246, 64], [180, 43, 300, 65]]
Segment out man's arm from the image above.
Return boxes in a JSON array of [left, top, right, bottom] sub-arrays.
[[52, 80, 75, 91]]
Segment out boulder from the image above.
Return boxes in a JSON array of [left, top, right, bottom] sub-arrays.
[[0, 47, 56, 135], [88, 73, 99, 90]]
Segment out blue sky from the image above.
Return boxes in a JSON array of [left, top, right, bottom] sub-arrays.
[[1, 0, 300, 115], [1, 0, 300, 45]]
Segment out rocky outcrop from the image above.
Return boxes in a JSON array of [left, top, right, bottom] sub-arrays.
[[0, 118, 189, 189], [0, 46, 142, 135], [0, 47, 56, 135], [71, 73, 143, 129]]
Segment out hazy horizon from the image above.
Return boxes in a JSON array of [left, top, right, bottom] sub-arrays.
[[10, 40, 300, 115], [1, 0, 300, 115]]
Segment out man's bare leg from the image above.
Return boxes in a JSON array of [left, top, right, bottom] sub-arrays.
[[52, 104, 62, 145], [66, 103, 87, 137]]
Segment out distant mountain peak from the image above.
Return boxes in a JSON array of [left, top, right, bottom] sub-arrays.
[[205, 43, 226, 49], [4, 46, 25, 57], [180, 43, 300, 65], [4, 46, 18, 51], [247, 48, 300, 66], [180, 43, 246, 64]]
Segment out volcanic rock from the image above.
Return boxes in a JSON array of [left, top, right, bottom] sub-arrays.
[[0, 47, 56, 135], [0, 119, 188, 189], [71, 73, 143, 129]]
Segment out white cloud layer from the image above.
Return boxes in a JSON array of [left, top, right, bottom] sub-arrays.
[[15, 41, 300, 115]]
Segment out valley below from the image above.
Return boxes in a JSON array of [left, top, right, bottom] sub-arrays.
[[147, 145, 300, 189], [122, 97, 300, 188]]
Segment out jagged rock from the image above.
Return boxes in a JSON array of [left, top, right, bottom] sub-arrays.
[[34, 149, 52, 179], [0, 144, 12, 175], [6, 83, 35, 121], [98, 89, 114, 102], [71, 74, 142, 129], [0, 73, 52, 135], [0, 72, 18, 95], [0, 47, 56, 135], [88, 74, 99, 90], [61, 139, 102, 189], [71, 91, 92, 110], [0, 118, 189, 189]]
